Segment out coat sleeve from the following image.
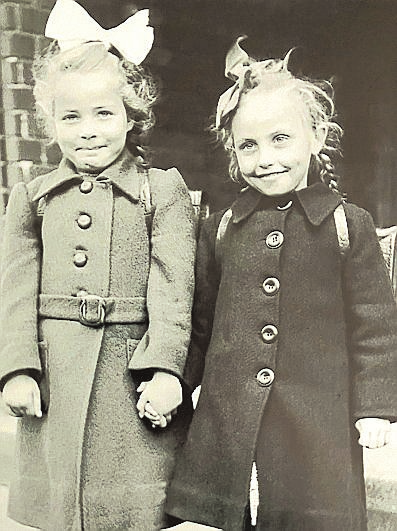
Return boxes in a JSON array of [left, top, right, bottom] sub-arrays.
[[343, 204, 397, 422], [0, 182, 42, 390], [128, 168, 196, 380], [182, 212, 223, 392]]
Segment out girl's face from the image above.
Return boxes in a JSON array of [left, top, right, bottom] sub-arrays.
[[232, 86, 326, 196], [52, 70, 132, 173]]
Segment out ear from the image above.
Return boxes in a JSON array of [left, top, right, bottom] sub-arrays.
[[312, 124, 327, 155], [127, 120, 134, 132]]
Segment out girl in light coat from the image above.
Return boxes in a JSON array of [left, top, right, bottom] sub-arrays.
[[0, 3, 195, 530]]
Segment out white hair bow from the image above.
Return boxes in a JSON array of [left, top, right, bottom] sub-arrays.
[[45, 0, 154, 65]]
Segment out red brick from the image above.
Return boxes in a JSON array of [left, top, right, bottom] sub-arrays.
[[4, 87, 35, 111], [1, 186, 9, 215], [4, 0, 32, 4], [46, 142, 62, 165], [6, 137, 42, 163], [1, 164, 7, 186], [36, 35, 52, 55], [22, 61, 34, 85], [0, 32, 35, 59], [3, 111, 38, 138], [32, 163, 55, 178], [39, 0, 56, 10], [0, 5, 18, 30], [21, 7, 48, 34], [0, 138, 6, 161]]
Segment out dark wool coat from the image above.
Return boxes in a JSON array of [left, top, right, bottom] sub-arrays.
[[166, 183, 397, 531], [0, 150, 196, 531]]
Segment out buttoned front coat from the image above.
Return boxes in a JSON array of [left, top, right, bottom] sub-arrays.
[[166, 183, 397, 531], [0, 151, 196, 530]]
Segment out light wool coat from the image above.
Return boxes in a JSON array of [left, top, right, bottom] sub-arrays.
[[0, 151, 196, 530]]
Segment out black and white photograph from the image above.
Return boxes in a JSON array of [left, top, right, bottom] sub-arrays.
[[0, 1, 396, 530]]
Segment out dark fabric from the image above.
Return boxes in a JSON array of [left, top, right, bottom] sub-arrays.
[[166, 182, 397, 531], [0, 151, 196, 530]]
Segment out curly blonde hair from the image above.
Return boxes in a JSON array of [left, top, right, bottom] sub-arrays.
[[32, 41, 157, 166], [214, 54, 343, 189]]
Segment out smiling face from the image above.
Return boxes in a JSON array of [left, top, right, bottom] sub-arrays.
[[232, 85, 326, 196], [52, 71, 132, 173]]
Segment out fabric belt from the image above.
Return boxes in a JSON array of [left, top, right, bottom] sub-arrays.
[[39, 294, 147, 327]]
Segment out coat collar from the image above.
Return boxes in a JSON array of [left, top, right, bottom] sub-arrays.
[[32, 149, 142, 203], [231, 182, 343, 226]]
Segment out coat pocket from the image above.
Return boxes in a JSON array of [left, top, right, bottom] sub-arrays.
[[126, 338, 141, 365], [38, 340, 50, 413]]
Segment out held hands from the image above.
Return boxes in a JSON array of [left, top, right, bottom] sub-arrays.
[[136, 371, 183, 429], [2, 374, 42, 418], [355, 418, 391, 448]]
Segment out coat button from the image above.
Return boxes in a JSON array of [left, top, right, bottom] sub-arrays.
[[261, 324, 278, 343], [262, 277, 280, 296], [256, 368, 275, 387], [277, 200, 293, 211], [266, 231, 284, 249], [73, 251, 87, 267], [80, 181, 93, 194], [77, 214, 92, 229]]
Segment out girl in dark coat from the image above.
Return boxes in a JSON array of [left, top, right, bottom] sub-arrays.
[[0, 2, 195, 530], [166, 38, 397, 530]]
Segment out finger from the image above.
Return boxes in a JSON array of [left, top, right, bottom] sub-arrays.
[[137, 381, 148, 393], [136, 394, 148, 417], [32, 387, 42, 418], [165, 413, 172, 423], [171, 408, 178, 415], [358, 433, 369, 448], [144, 410, 160, 422], [158, 415, 167, 429], [144, 403, 160, 418]]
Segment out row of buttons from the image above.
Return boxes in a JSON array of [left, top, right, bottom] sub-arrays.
[[257, 221, 286, 388], [73, 181, 94, 267]]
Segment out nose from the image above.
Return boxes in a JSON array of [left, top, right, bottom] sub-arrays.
[[79, 117, 97, 140], [258, 145, 275, 169]]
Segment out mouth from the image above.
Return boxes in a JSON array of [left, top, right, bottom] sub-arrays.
[[253, 170, 288, 179], [76, 146, 106, 152]]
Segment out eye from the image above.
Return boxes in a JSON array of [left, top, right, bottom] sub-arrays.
[[62, 113, 79, 121], [273, 134, 289, 144], [238, 141, 257, 152], [97, 110, 113, 118]]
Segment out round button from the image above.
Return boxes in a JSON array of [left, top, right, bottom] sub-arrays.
[[261, 324, 278, 343], [77, 214, 92, 229], [266, 231, 284, 249], [256, 368, 275, 387], [80, 181, 93, 194], [73, 251, 87, 267], [277, 200, 293, 211], [262, 277, 280, 296]]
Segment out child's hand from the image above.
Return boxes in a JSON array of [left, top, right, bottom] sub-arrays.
[[136, 372, 182, 427], [2, 374, 42, 418], [355, 418, 391, 448]]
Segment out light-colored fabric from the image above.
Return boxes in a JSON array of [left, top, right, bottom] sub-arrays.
[[0, 151, 196, 530], [45, 0, 153, 65]]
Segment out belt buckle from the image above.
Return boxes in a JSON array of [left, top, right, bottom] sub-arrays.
[[79, 295, 106, 327]]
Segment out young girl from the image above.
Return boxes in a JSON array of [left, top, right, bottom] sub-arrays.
[[0, 2, 196, 530], [166, 38, 397, 530]]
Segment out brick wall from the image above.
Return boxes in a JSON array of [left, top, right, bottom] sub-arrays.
[[0, 0, 60, 215]]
